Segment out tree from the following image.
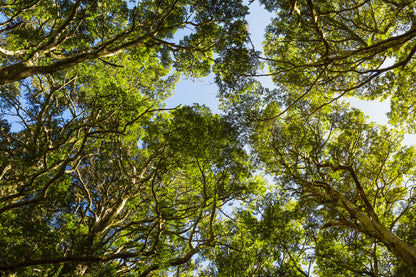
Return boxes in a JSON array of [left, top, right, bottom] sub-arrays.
[[249, 99, 416, 275], [0, 0, 250, 84], [3, 0, 416, 275], [199, 193, 313, 277], [0, 1, 259, 273], [208, 1, 416, 274], [258, 0, 416, 127], [0, 78, 261, 275]]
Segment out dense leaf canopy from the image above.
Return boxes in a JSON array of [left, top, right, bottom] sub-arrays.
[[261, 0, 416, 128], [1, 0, 416, 276]]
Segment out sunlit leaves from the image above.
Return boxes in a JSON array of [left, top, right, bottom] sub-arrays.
[[248, 97, 416, 274], [259, 0, 416, 130]]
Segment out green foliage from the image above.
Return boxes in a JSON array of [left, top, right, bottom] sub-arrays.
[[0, 71, 260, 274], [2, 0, 416, 276], [259, 0, 416, 130], [248, 99, 416, 275], [0, 0, 250, 84]]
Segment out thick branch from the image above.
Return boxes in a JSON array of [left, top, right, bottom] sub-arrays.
[[315, 185, 416, 268]]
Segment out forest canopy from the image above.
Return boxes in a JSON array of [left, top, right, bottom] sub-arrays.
[[1, 0, 416, 276]]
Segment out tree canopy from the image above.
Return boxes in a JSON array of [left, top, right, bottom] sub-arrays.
[[1, 0, 416, 276], [261, 0, 416, 127]]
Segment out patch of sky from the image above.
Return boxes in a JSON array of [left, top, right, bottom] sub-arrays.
[[346, 97, 416, 146], [164, 0, 274, 114], [1, 90, 29, 133]]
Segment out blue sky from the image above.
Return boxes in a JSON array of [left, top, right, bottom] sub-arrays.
[[164, 0, 273, 114]]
